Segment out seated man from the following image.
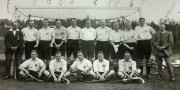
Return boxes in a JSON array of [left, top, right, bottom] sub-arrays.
[[18, 50, 49, 81], [118, 51, 141, 80], [47, 51, 70, 82], [70, 51, 94, 81], [92, 51, 115, 80]]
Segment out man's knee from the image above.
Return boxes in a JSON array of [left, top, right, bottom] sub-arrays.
[[64, 71, 71, 77], [118, 72, 124, 78]]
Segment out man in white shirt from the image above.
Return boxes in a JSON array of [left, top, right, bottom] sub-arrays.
[[123, 22, 138, 61], [70, 51, 94, 81], [18, 50, 49, 81], [135, 18, 155, 79], [92, 51, 115, 80], [21, 20, 38, 59], [118, 51, 141, 79], [37, 19, 55, 65], [67, 19, 81, 62], [52, 19, 67, 58], [47, 51, 70, 82], [95, 20, 112, 60], [80, 20, 96, 61]]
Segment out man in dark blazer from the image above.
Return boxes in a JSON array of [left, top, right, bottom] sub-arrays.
[[4, 22, 24, 79], [152, 23, 175, 81]]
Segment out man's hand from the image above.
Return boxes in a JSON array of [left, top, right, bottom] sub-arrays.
[[128, 75, 133, 80], [54, 77, 58, 83], [128, 47, 134, 50], [49, 44, 53, 47], [57, 76, 62, 82], [25, 70, 29, 74], [11, 46, 17, 51], [100, 76, 105, 80], [34, 44, 38, 48], [157, 46, 165, 51], [38, 72, 42, 78]]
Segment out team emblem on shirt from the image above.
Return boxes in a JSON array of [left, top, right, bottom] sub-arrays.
[[35, 64, 37, 67], [83, 66, 86, 68], [102, 64, 106, 67]]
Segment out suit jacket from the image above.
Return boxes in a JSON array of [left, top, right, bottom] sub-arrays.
[[152, 30, 173, 57], [4, 30, 24, 49]]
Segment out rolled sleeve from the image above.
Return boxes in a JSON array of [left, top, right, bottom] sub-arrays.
[[62, 61, 67, 71], [49, 60, 55, 71], [105, 61, 109, 71], [93, 61, 98, 72], [131, 61, 137, 71], [39, 60, 45, 68], [118, 61, 124, 72], [20, 60, 29, 68]]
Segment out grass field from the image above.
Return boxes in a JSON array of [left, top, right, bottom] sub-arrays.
[[0, 40, 180, 90]]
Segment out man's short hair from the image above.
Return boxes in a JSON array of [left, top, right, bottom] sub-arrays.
[[31, 50, 37, 54], [55, 19, 61, 22], [139, 17, 145, 21], [77, 51, 83, 55], [98, 51, 104, 55], [43, 19, 49, 22], [55, 51, 61, 55], [124, 51, 131, 56]]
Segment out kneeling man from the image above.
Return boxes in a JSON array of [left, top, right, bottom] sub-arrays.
[[92, 51, 115, 80], [48, 51, 70, 82], [19, 50, 49, 81], [118, 51, 141, 80]]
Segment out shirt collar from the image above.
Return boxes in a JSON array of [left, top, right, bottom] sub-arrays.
[[10, 28, 19, 31], [123, 59, 132, 62], [161, 30, 166, 34], [139, 24, 147, 27], [124, 29, 133, 32]]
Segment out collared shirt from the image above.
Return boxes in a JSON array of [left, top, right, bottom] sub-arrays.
[[54, 26, 67, 41], [21, 27, 38, 41], [49, 59, 67, 72], [118, 59, 136, 72], [80, 27, 96, 41], [71, 58, 92, 72], [123, 29, 138, 43], [109, 30, 124, 42], [93, 59, 109, 72], [38, 27, 55, 41], [67, 26, 81, 40], [10, 29, 19, 36], [20, 58, 45, 72], [96, 26, 112, 41], [135, 25, 155, 40]]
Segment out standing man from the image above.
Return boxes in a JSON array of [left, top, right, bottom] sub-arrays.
[[66, 18, 81, 62], [48, 51, 70, 82], [52, 19, 67, 58], [37, 19, 55, 65], [95, 20, 112, 60], [135, 17, 155, 79], [92, 51, 115, 80], [80, 20, 96, 61], [123, 22, 138, 61], [22, 20, 38, 59], [152, 24, 175, 81], [4, 22, 24, 79]]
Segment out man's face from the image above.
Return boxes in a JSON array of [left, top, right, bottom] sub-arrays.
[[124, 53, 131, 61], [43, 20, 49, 27], [139, 19, 145, 26], [126, 23, 132, 30], [55, 53, 61, 61], [56, 20, 61, 27], [77, 53, 83, 60], [98, 54, 104, 62], [29, 21, 34, 28], [86, 20, 91, 28], [12, 22, 18, 30], [100, 20, 106, 27], [71, 19, 77, 26], [113, 23, 119, 30], [31, 52, 37, 59], [159, 24, 165, 32]]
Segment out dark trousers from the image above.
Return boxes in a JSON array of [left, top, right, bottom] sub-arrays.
[[52, 39, 65, 57], [95, 41, 110, 60], [123, 43, 137, 61], [81, 40, 95, 59], [156, 55, 174, 78], [111, 42, 124, 60], [25, 41, 36, 60], [67, 39, 79, 58], [38, 41, 51, 61], [5, 47, 23, 76]]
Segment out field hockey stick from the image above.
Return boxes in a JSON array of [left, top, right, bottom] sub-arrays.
[[27, 73, 43, 82], [55, 74, 70, 84]]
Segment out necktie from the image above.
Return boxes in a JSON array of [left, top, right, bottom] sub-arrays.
[[160, 33, 164, 46]]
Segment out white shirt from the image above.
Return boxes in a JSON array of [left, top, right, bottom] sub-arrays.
[[71, 58, 92, 72], [135, 25, 155, 40], [96, 26, 112, 41], [123, 29, 138, 43], [38, 27, 55, 41], [20, 58, 45, 72], [93, 59, 109, 72], [54, 26, 67, 41], [67, 26, 81, 40], [10, 29, 19, 36], [80, 27, 96, 41], [21, 27, 38, 41], [118, 59, 136, 72], [109, 30, 124, 42], [49, 59, 67, 72]]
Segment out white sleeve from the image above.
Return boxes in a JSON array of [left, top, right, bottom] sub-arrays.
[[62, 61, 67, 71], [93, 61, 98, 72], [118, 61, 124, 72], [20, 60, 29, 68], [49, 60, 54, 71], [39, 60, 45, 67], [105, 61, 109, 71]]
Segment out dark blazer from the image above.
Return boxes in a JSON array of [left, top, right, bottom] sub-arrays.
[[152, 30, 173, 57], [4, 30, 24, 49]]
